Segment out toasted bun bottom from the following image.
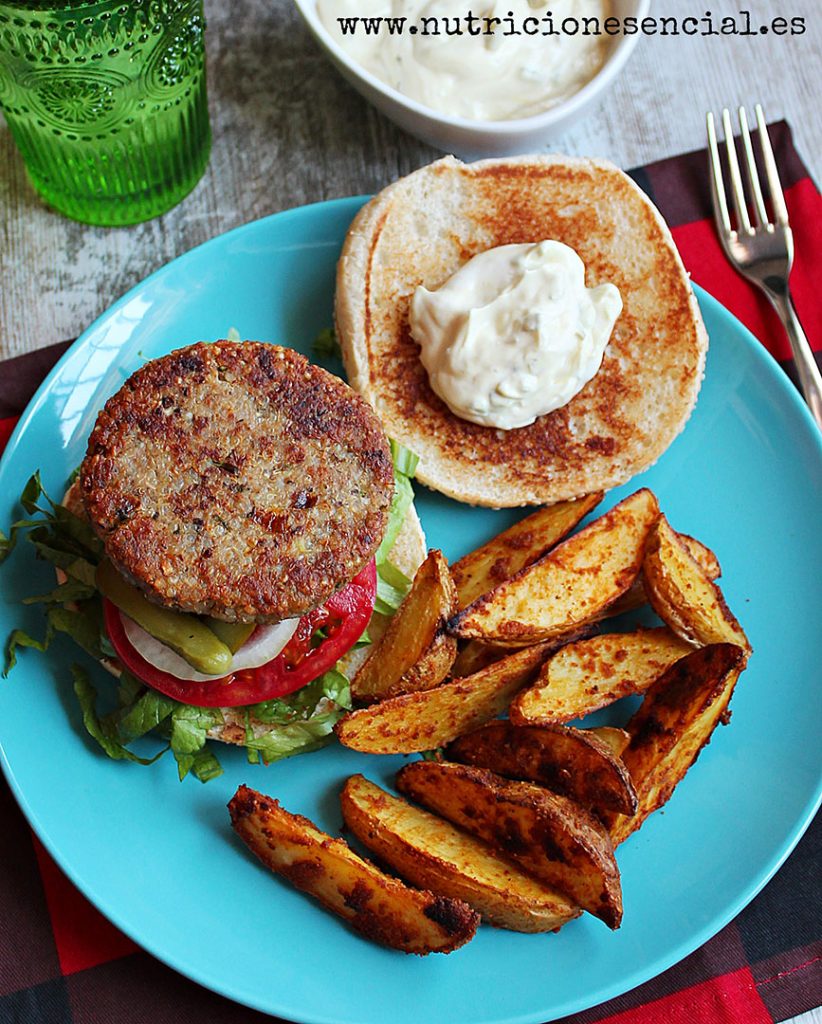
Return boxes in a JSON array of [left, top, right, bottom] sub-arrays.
[[336, 155, 708, 508]]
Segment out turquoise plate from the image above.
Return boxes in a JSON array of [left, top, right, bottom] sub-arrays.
[[1, 198, 820, 1024]]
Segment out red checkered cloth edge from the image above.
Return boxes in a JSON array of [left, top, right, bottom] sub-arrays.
[[0, 124, 819, 1024]]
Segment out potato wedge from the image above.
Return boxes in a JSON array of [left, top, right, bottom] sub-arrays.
[[606, 643, 746, 844], [446, 720, 637, 817], [341, 775, 579, 933], [336, 642, 554, 755], [586, 726, 631, 759], [449, 489, 660, 645], [451, 493, 603, 610], [678, 534, 722, 579], [451, 623, 596, 680], [643, 517, 751, 654], [352, 550, 457, 704], [510, 627, 693, 725], [228, 785, 478, 955], [399, 630, 458, 695], [450, 639, 515, 679], [598, 533, 721, 620], [397, 761, 622, 928]]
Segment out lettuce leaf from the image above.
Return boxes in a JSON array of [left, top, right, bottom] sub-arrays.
[[23, 580, 96, 606], [374, 560, 412, 616], [376, 473, 414, 567], [4, 626, 54, 675], [311, 327, 342, 360], [389, 439, 420, 479], [372, 439, 420, 615], [117, 688, 176, 741], [174, 746, 223, 783], [242, 668, 351, 764], [1, 473, 101, 576], [72, 665, 168, 766]]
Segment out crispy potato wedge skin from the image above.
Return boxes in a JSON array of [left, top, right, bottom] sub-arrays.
[[596, 532, 721, 620], [450, 639, 517, 679], [341, 775, 580, 933], [678, 534, 721, 579], [336, 642, 554, 754], [396, 762, 623, 928], [451, 624, 595, 679], [451, 493, 603, 611], [352, 550, 457, 704], [586, 726, 631, 759], [399, 629, 458, 696], [643, 518, 751, 654], [449, 489, 659, 645], [510, 627, 693, 725], [447, 720, 637, 817], [606, 643, 746, 844], [228, 785, 478, 955]]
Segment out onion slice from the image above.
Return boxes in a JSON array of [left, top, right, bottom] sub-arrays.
[[121, 613, 300, 683]]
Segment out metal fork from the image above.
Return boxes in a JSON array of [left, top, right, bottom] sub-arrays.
[[706, 104, 822, 430]]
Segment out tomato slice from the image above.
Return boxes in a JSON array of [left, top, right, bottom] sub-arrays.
[[103, 561, 376, 707]]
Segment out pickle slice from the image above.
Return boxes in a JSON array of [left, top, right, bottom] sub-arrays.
[[205, 619, 255, 654], [96, 560, 233, 675]]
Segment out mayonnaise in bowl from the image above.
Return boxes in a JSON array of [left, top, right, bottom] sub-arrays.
[[316, 0, 610, 122]]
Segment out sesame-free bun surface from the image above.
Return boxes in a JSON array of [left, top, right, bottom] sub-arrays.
[[336, 155, 708, 508]]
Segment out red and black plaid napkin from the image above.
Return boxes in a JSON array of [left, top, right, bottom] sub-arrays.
[[0, 124, 819, 1024]]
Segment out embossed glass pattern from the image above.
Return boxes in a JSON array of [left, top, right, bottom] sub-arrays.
[[0, 0, 210, 225]]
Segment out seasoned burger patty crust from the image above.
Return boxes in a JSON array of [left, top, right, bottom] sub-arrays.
[[80, 341, 394, 622]]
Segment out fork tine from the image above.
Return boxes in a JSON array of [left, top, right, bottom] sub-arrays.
[[755, 104, 789, 226], [738, 107, 769, 226], [707, 112, 732, 236], [721, 108, 752, 234]]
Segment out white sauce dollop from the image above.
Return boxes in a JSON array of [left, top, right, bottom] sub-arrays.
[[409, 240, 622, 429], [317, 0, 609, 121]]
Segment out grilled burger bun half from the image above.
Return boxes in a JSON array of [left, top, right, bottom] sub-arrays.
[[336, 155, 708, 508], [70, 340, 426, 744]]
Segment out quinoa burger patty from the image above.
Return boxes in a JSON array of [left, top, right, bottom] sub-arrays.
[[80, 341, 394, 622]]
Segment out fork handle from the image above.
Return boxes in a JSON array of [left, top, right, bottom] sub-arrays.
[[762, 285, 822, 431]]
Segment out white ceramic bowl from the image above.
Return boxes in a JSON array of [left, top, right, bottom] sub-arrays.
[[293, 0, 650, 157]]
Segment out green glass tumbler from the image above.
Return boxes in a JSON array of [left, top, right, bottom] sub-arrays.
[[0, 0, 211, 226]]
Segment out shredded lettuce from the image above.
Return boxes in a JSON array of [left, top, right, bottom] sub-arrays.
[[373, 440, 421, 615], [23, 579, 95, 606], [175, 746, 223, 783], [244, 669, 351, 764], [376, 473, 414, 568], [5, 599, 106, 673], [5, 626, 52, 674], [374, 561, 412, 616], [311, 326, 342, 360], [389, 439, 420, 479], [72, 665, 169, 766], [71, 665, 224, 781], [118, 688, 177, 741]]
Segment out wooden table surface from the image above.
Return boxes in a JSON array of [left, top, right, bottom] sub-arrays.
[[0, 0, 820, 360]]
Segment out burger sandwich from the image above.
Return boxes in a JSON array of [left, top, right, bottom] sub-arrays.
[[4, 340, 425, 780]]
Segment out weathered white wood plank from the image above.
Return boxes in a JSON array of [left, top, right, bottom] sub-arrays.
[[0, 0, 819, 359]]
